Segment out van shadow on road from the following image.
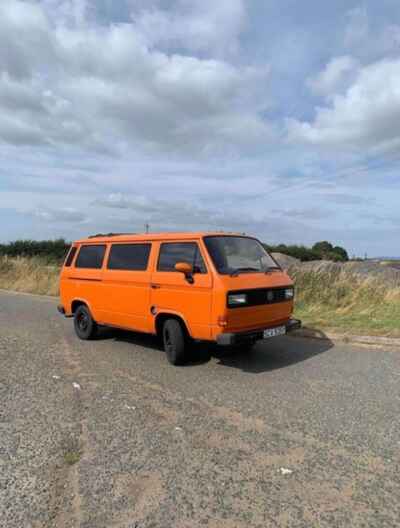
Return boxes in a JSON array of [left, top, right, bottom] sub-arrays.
[[212, 335, 333, 374], [94, 327, 333, 374]]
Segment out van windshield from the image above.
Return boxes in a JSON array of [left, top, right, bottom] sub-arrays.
[[203, 236, 280, 275]]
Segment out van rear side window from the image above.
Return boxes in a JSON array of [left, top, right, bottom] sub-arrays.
[[75, 245, 106, 269], [64, 246, 77, 267], [107, 243, 151, 271]]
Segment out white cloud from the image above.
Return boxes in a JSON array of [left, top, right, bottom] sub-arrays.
[[30, 207, 88, 223], [0, 0, 55, 79], [2, 0, 400, 256], [344, 6, 400, 59], [93, 192, 246, 227], [90, 190, 315, 240], [307, 56, 359, 97], [130, 0, 246, 56], [0, 0, 269, 156], [93, 193, 153, 211], [288, 58, 400, 153], [273, 207, 332, 220]]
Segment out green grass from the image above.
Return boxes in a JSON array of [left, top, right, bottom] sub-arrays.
[[63, 450, 81, 466], [292, 268, 400, 337]]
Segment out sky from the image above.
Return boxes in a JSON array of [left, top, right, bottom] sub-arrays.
[[0, 0, 400, 256]]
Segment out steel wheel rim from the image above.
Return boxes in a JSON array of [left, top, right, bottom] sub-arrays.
[[77, 312, 89, 332]]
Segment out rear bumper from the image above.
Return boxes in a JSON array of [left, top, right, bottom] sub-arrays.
[[216, 318, 301, 346]]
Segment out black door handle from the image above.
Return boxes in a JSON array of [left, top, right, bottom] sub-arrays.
[[151, 283, 161, 289]]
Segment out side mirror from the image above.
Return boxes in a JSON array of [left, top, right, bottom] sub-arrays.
[[175, 262, 194, 283], [175, 262, 193, 274]]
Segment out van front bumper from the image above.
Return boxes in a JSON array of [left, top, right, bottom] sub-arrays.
[[216, 318, 301, 346]]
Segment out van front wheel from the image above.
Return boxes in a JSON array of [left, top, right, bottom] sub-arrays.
[[163, 319, 186, 365], [74, 305, 97, 340]]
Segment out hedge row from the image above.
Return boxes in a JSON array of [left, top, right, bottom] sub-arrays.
[[0, 239, 70, 263]]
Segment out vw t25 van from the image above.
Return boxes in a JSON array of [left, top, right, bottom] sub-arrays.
[[58, 232, 301, 365]]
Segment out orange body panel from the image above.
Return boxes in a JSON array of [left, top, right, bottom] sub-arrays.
[[59, 232, 294, 341], [210, 271, 294, 339]]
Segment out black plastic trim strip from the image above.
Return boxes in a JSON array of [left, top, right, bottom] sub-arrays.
[[69, 277, 102, 282], [227, 285, 294, 308]]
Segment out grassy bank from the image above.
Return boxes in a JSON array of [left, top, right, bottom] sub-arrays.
[[292, 268, 400, 337], [1, 256, 399, 337], [0, 257, 59, 296]]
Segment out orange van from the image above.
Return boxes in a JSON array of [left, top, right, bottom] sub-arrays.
[[58, 232, 301, 365]]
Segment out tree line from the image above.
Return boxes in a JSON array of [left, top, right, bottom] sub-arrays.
[[0, 239, 70, 263], [264, 241, 349, 262], [0, 238, 349, 263]]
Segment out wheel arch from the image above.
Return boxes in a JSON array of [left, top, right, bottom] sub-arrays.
[[154, 311, 191, 339], [71, 298, 92, 314]]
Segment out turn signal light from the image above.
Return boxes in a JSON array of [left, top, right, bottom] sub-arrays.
[[217, 316, 228, 327]]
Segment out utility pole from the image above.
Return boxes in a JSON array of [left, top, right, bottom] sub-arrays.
[[145, 223, 149, 234]]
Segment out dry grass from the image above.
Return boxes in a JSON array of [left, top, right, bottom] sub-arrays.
[[1, 256, 399, 337], [291, 267, 400, 337], [0, 256, 59, 296]]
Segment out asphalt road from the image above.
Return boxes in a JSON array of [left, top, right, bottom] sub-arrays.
[[1, 290, 400, 528]]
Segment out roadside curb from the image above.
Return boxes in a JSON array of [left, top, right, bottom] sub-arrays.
[[292, 327, 400, 349]]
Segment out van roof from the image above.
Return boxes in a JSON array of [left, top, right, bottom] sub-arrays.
[[74, 231, 247, 244]]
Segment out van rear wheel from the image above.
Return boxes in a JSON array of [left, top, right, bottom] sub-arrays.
[[74, 305, 97, 340], [163, 319, 186, 365]]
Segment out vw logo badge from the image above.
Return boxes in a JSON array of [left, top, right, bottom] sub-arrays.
[[267, 291, 274, 302]]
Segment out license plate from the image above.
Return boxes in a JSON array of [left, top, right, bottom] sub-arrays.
[[263, 326, 286, 339]]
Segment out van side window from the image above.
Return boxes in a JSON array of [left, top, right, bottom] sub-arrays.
[[75, 245, 106, 269], [107, 244, 151, 271], [158, 243, 207, 273], [64, 246, 77, 267]]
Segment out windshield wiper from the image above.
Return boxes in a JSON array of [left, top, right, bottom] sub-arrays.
[[264, 266, 281, 273], [229, 267, 260, 277]]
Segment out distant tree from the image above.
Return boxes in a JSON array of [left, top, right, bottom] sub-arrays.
[[264, 243, 318, 262], [332, 246, 349, 262], [312, 241, 333, 255], [265, 240, 349, 262], [311, 241, 348, 262]]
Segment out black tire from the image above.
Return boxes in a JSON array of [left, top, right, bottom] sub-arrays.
[[73, 305, 97, 340], [163, 319, 186, 365]]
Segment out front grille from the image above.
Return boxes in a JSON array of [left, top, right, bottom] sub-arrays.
[[228, 286, 291, 308]]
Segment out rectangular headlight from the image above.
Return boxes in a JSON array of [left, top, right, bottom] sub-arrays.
[[284, 288, 294, 300], [228, 293, 247, 307]]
